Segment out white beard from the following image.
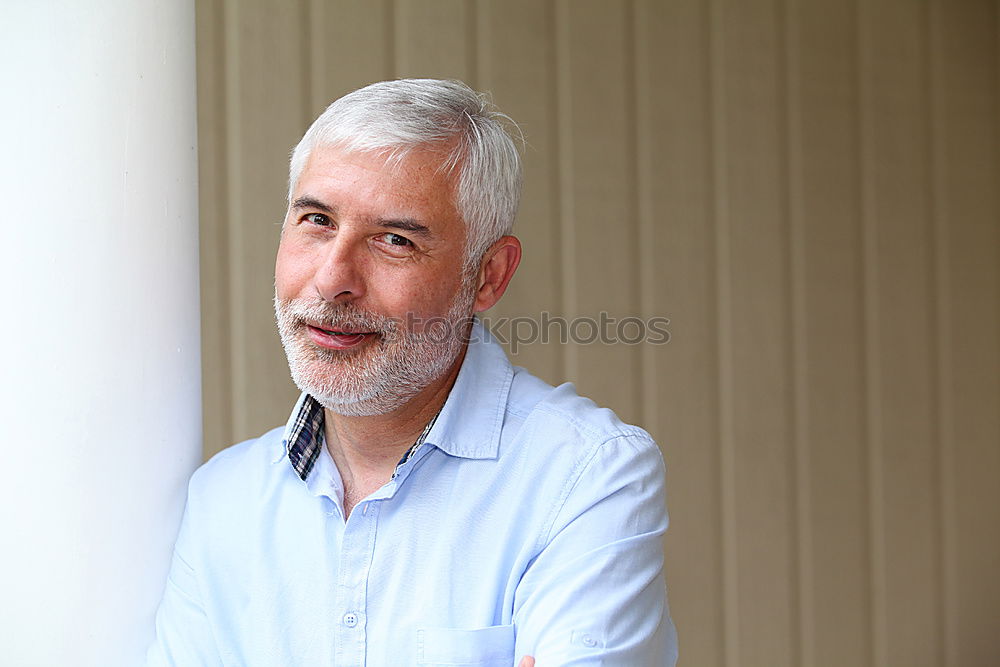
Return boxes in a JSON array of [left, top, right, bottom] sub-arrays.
[[274, 282, 477, 416]]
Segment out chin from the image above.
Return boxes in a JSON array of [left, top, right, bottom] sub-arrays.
[[314, 395, 408, 417], [288, 354, 438, 418]]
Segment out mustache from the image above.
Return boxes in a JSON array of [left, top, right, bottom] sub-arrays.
[[276, 298, 399, 333]]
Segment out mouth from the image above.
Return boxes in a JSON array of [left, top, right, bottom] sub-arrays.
[[305, 324, 379, 350]]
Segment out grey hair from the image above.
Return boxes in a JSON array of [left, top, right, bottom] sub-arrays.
[[288, 78, 523, 267]]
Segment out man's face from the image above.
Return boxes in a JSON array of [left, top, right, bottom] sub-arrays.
[[274, 145, 477, 416]]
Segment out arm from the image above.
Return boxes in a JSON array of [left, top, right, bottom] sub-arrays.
[[145, 502, 223, 667], [512, 434, 678, 666]]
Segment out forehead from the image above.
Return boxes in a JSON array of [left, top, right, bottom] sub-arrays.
[[294, 145, 463, 228]]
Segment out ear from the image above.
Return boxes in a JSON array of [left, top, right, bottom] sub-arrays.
[[473, 235, 522, 313]]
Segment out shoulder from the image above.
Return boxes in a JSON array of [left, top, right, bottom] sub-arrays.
[[505, 366, 661, 458], [498, 367, 669, 556], [186, 425, 287, 507], [500, 367, 666, 522], [170, 426, 291, 568]]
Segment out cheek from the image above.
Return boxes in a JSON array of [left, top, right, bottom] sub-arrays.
[[274, 239, 313, 298], [386, 278, 463, 320]]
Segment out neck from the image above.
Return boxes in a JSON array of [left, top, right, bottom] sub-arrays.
[[323, 345, 467, 510]]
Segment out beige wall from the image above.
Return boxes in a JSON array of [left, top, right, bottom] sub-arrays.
[[195, 1, 1000, 665]]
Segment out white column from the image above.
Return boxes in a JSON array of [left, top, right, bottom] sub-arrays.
[[0, 2, 201, 665]]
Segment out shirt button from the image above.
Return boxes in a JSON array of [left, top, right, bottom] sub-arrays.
[[343, 612, 358, 628], [581, 633, 597, 648]]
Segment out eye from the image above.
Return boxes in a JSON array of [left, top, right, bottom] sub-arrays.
[[374, 232, 417, 257], [382, 233, 412, 247], [303, 212, 331, 226]]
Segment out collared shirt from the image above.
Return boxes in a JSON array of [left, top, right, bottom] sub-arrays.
[[147, 322, 678, 666]]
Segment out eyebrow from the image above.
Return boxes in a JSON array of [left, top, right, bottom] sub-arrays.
[[377, 218, 432, 238], [290, 196, 335, 214]]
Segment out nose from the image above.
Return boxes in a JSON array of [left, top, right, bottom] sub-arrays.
[[313, 234, 367, 304]]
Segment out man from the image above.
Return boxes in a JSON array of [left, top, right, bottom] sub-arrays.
[[148, 78, 677, 666]]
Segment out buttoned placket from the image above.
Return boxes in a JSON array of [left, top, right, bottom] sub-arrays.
[[333, 497, 379, 666], [329, 439, 437, 666], [303, 403, 439, 665]]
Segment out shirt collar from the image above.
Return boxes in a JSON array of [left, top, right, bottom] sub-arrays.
[[273, 318, 514, 479], [272, 391, 325, 478], [425, 319, 512, 460]]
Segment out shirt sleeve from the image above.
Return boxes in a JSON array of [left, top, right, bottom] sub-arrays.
[[145, 499, 224, 667], [512, 433, 679, 666]]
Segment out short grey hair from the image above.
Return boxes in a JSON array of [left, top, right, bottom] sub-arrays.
[[288, 78, 523, 267]]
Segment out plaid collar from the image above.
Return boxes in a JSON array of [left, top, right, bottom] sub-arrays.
[[284, 394, 326, 481], [279, 394, 441, 482]]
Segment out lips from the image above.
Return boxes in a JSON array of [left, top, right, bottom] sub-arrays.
[[305, 324, 378, 350]]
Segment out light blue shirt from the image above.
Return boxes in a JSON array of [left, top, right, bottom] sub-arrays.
[[148, 323, 678, 665]]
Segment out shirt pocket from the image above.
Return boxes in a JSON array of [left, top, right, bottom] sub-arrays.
[[416, 624, 515, 666]]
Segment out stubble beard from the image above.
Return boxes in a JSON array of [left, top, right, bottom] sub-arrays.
[[274, 281, 477, 417]]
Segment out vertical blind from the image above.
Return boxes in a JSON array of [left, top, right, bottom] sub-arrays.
[[196, 1, 1000, 664]]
